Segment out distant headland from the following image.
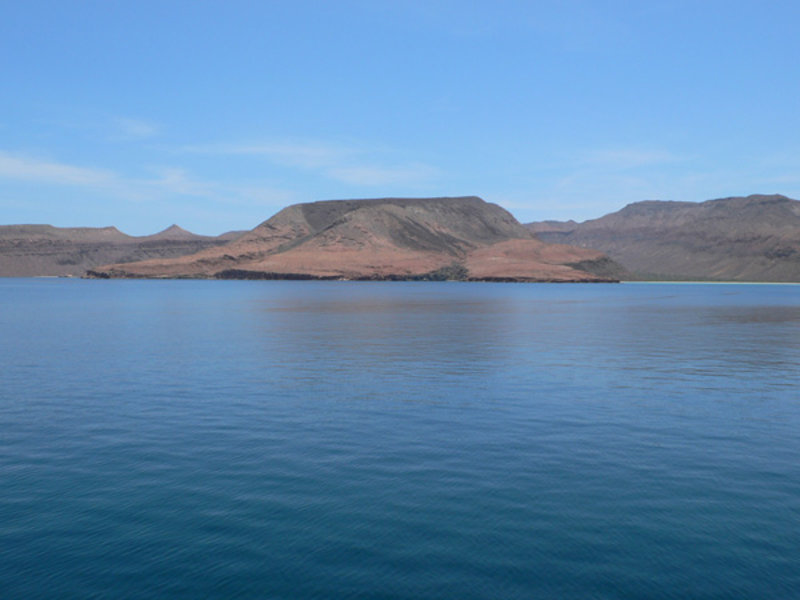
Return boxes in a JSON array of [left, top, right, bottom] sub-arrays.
[[4, 193, 799, 282], [85, 196, 622, 282], [527, 194, 800, 282]]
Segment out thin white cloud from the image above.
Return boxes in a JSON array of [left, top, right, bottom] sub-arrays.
[[228, 185, 297, 207], [145, 167, 216, 197], [0, 149, 295, 210], [0, 151, 117, 186], [32, 116, 161, 142], [142, 167, 297, 207], [184, 141, 354, 169], [327, 164, 438, 186], [183, 138, 440, 187], [113, 117, 160, 140], [505, 146, 688, 221]]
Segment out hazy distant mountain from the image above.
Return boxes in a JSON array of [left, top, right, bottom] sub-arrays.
[[527, 194, 800, 281], [89, 196, 624, 282], [0, 224, 243, 277]]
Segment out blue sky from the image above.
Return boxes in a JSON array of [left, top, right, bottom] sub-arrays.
[[2, 1, 800, 235]]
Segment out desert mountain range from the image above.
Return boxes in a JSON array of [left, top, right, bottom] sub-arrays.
[[528, 194, 800, 281], [0, 224, 242, 277], [87, 196, 622, 282], [5, 193, 799, 282]]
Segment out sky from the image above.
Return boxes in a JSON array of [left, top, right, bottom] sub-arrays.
[[2, 0, 800, 235]]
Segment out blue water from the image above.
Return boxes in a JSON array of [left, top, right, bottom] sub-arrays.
[[1, 280, 799, 599]]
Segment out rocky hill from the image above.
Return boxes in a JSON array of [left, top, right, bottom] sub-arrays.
[[527, 194, 800, 281], [0, 224, 243, 277], [88, 196, 624, 282]]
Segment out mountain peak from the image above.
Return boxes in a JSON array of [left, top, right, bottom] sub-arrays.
[[144, 224, 204, 241]]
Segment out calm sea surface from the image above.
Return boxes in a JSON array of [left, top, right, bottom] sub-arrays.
[[1, 280, 799, 599]]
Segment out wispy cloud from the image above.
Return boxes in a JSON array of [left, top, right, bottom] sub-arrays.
[[328, 164, 438, 186], [113, 117, 160, 140], [141, 167, 296, 207], [184, 138, 439, 187], [504, 146, 691, 222], [32, 115, 161, 142], [0, 151, 117, 187], [145, 167, 215, 197], [0, 149, 295, 209], [184, 141, 354, 169]]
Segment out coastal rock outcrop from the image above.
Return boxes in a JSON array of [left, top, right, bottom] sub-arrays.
[[89, 196, 624, 282]]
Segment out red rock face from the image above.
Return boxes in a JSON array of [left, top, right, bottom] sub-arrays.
[[89, 197, 624, 282]]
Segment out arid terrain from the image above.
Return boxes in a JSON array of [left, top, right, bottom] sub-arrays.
[[87, 196, 623, 282], [0, 225, 242, 277], [7, 194, 800, 282], [528, 194, 800, 281]]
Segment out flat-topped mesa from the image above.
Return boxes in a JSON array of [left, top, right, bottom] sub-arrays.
[[527, 193, 800, 282], [88, 196, 624, 282], [296, 196, 530, 243]]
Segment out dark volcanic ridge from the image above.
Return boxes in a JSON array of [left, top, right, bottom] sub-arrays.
[[0, 224, 243, 277], [88, 196, 624, 282], [527, 194, 800, 282]]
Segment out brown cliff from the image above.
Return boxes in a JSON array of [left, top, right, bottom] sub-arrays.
[[89, 196, 624, 282], [527, 194, 800, 281]]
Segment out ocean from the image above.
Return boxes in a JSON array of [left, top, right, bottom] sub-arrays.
[[1, 279, 799, 599]]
